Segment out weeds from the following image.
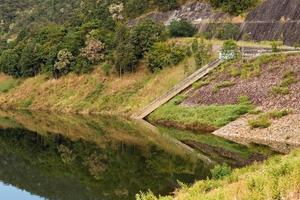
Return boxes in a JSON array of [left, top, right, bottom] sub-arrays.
[[213, 81, 235, 93], [248, 109, 290, 129], [271, 71, 296, 95]]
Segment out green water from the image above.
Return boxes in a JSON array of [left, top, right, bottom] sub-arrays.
[[0, 110, 274, 200]]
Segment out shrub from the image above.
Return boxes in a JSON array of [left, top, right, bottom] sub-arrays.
[[73, 57, 92, 74], [168, 20, 197, 37], [248, 115, 271, 129], [221, 40, 240, 60], [154, 0, 179, 11], [146, 42, 187, 72], [211, 163, 232, 179], [209, 0, 259, 15], [216, 24, 240, 40], [124, 0, 149, 18]]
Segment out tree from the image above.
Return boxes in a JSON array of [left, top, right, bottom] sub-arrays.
[[115, 42, 138, 75], [192, 39, 212, 68], [0, 49, 20, 77], [130, 19, 166, 58], [53, 49, 74, 78], [169, 20, 197, 37], [146, 42, 187, 72], [80, 37, 105, 64]]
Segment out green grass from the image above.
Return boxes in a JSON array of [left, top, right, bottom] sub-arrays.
[[248, 109, 290, 129], [136, 149, 300, 200], [213, 81, 235, 93], [0, 79, 19, 93], [149, 97, 252, 131]]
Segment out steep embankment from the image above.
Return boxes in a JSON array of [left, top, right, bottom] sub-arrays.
[[0, 58, 197, 115], [241, 0, 300, 45]]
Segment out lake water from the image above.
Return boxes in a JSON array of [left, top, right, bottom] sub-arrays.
[[0, 110, 275, 200]]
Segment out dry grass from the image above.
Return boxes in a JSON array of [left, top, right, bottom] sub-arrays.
[[0, 58, 197, 115]]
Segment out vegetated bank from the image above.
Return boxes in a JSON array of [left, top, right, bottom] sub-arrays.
[[137, 149, 300, 200]]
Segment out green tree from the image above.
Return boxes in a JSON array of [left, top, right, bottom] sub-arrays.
[[192, 39, 212, 68], [130, 19, 166, 58], [169, 20, 197, 37], [0, 49, 20, 77]]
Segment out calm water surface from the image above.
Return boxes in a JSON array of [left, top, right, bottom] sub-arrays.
[[0, 110, 274, 200]]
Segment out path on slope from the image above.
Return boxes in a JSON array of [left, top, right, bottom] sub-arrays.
[[133, 59, 222, 119]]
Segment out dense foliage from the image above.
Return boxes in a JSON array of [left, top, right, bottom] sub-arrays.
[[168, 20, 197, 37], [0, 0, 182, 78], [146, 42, 188, 72]]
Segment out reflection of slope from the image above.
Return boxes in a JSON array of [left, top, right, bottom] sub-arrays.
[[0, 125, 210, 200], [0, 110, 205, 162], [133, 119, 215, 165]]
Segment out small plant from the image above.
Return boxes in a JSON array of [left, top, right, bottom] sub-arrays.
[[248, 115, 271, 129], [271, 70, 296, 95], [193, 81, 210, 89], [213, 81, 235, 93], [211, 163, 232, 180], [248, 109, 290, 129]]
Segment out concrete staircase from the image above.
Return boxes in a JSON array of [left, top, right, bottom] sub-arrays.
[[133, 59, 223, 119]]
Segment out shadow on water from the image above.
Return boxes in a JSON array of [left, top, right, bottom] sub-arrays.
[[0, 110, 276, 200]]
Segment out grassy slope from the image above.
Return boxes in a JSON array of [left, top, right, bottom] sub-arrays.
[[148, 96, 252, 131], [0, 57, 197, 115], [137, 149, 300, 200]]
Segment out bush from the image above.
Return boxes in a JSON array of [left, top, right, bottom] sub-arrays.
[[248, 115, 271, 129], [146, 42, 187, 72], [124, 0, 149, 18], [73, 57, 92, 74], [216, 24, 240, 40], [221, 40, 240, 60], [209, 0, 259, 15], [168, 20, 197, 37], [154, 0, 179, 11], [211, 163, 232, 179]]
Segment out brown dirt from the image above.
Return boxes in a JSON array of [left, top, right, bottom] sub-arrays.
[[184, 55, 300, 111]]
